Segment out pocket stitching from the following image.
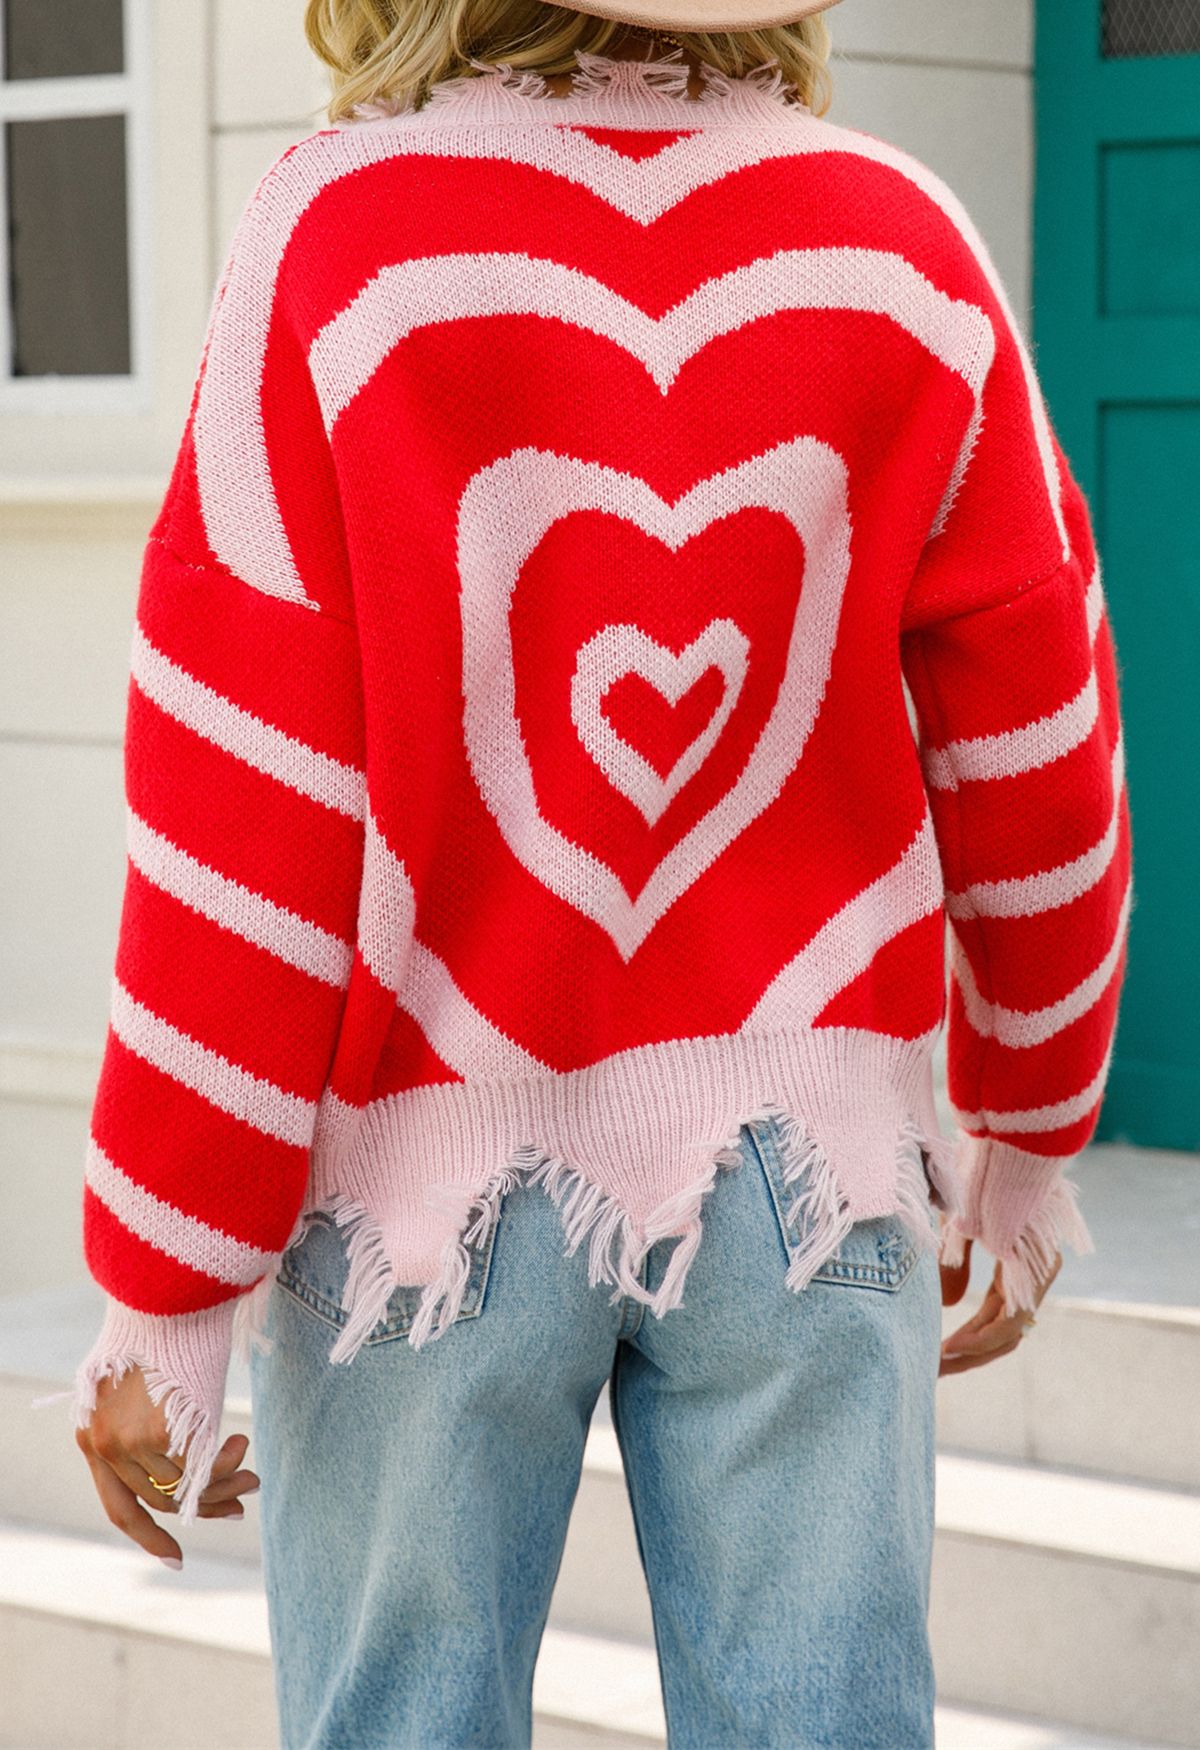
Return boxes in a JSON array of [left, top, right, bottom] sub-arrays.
[[274, 1206, 502, 1343], [744, 1119, 920, 1293]]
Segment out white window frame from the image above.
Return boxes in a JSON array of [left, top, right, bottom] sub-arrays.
[[0, 0, 153, 414]]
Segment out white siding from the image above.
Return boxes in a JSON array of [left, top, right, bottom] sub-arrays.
[[0, 503, 148, 743], [829, 3, 1034, 334], [212, 0, 331, 279], [0, 1, 1030, 1293], [833, 0, 1032, 66], [213, 0, 330, 132]]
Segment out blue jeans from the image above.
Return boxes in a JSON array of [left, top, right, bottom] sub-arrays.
[[249, 1116, 943, 1749]]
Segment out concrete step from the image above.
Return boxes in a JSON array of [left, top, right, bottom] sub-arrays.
[[935, 1292, 1200, 1491], [12, 1307, 1198, 1580], [0, 1519, 1173, 1750], [931, 1453, 1200, 1748], [931, 1141, 1200, 1490], [553, 1426, 1200, 1748], [0, 1517, 664, 1750], [0, 1519, 274, 1750]]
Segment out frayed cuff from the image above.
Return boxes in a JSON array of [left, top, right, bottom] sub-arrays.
[[72, 1295, 238, 1524], [936, 1136, 1096, 1317]]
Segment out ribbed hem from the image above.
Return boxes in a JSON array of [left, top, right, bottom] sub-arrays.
[[71, 1295, 239, 1524], [937, 1136, 1096, 1317], [315, 1024, 951, 1269], [284, 1023, 966, 1368]]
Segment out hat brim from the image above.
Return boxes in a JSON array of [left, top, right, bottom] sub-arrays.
[[551, 0, 842, 29]]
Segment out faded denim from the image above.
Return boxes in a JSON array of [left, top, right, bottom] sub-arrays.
[[249, 1115, 944, 1749]]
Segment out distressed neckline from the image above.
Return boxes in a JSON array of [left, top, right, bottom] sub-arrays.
[[341, 45, 812, 131]]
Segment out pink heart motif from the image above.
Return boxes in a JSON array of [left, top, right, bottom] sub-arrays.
[[457, 436, 854, 962], [571, 619, 750, 827]]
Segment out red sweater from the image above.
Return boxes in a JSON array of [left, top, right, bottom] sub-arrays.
[[71, 49, 1132, 1519]]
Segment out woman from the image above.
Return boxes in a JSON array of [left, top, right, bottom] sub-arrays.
[[70, 1, 1132, 1745]]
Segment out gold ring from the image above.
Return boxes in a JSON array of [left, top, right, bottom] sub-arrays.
[[1021, 1316, 1038, 1332], [146, 1470, 181, 1495]]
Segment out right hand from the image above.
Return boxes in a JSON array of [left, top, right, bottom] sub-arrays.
[[937, 1234, 1062, 1376], [75, 1365, 261, 1567]]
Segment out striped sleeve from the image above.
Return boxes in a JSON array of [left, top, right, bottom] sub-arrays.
[[900, 228, 1134, 1317], [72, 154, 367, 1521]]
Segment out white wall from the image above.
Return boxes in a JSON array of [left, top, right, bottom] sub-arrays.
[[0, 491, 160, 1294], [829, 0, 1035, 332], [0, 0, 1030, 1295], [210, 0, 331, 280]]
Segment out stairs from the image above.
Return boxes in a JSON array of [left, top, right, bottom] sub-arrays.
[[2, 1145, 1196, 1748], [0, 1508, 1181, 1750]]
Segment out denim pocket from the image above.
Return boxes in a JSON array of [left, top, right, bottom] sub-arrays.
[[745, 1119, 922, 1294], [274, 1208, 499, 1344]]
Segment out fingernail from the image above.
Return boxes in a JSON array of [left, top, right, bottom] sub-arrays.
[[159, 1556, 183, 1570], [246, 1482, 261, 1494]]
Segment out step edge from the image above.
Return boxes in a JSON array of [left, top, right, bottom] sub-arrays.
[[0, 1590, 272, 1661], [933, 1523, 1200, 1583]]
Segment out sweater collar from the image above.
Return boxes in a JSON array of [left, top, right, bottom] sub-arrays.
[[343, 46, 811, 131]]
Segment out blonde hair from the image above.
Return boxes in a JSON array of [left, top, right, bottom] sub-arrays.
[[304, 0, 835, 124]]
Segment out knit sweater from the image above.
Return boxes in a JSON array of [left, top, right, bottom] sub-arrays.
[[70, 47, 1133, 1521]]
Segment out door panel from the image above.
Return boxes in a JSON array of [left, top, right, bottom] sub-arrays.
[[1101, 142, 1200, 315], [1036, 0, 1200, 1147], [1099, 404, 1200, 1140]]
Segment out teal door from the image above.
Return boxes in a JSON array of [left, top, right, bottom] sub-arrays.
[[1035, 0, 1200, 1150]]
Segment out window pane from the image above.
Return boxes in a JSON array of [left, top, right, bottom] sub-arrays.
[[1103, 0, 1200, 58], [6, 114, 130, 376], [3, 0, 124, 80]]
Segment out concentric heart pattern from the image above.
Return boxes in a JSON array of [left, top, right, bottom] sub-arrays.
[[188, 105, 1042, 1022], [293, 188, 998, 978], [571, 616, 748, 827], [454, 440, 853, 961]]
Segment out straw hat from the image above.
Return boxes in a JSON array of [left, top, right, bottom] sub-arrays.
[[552, 1, 842, 28]]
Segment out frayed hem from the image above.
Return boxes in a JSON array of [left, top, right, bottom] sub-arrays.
[[310, 1102, 960, 1365], [518, 1121, 749, 1321], [408, 1161, 526, 1349], [324, 1192, 407, 1363], [69, 1298, 237, 1525], [76, 1363, 220, 1524], [314, 1131, 748, 1367], [230, 1193, 411, 1368], [766, 1106, 954, 1292], [415, 46, 805, 117], [766, 1105, 858, 1291], [891, 1116, 955, 1256], [938, 1171, 1096, 1317]]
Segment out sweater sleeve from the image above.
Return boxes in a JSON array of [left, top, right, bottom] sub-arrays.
[[71, 154, 367, 1521], [899, 228, 1134, 1318]]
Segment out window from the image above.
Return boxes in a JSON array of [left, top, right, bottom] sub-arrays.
[[0, 0, 150, 410], [1102, 0, 1200, 59]]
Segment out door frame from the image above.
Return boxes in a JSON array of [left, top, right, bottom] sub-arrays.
[[1033, 0, 1200, 1148], [1034, 0, 1200, 493]]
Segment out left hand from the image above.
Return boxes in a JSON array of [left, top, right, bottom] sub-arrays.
[[937, 1235, 1061, 1376], [75, 1367, 259, 1566]]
